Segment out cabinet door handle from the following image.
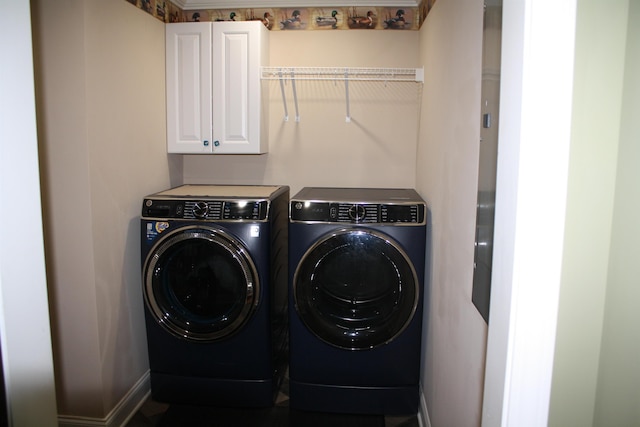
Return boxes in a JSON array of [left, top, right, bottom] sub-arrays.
[[203, 140, 209, 146], [214, 140, 220, 147]]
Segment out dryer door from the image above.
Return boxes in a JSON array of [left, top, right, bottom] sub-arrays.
[[294, 228, 419, 350], [143, 226, 259, 342]]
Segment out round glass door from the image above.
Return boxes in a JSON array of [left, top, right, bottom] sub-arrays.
[[294, 228, 419, 350], [144, 226, 259, 342]]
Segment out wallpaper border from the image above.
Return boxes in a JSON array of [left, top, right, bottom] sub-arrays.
[[125, 0, 437, 30]]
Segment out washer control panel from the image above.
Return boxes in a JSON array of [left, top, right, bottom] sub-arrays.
[[142, 199, 268, 221], [291, 201, 425, 224]]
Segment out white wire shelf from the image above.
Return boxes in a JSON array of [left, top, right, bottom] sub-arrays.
[[261, 66, 424, 82], [261, 66, 424, 123]]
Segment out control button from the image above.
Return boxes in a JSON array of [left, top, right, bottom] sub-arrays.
[[330, 206, 337, 219]]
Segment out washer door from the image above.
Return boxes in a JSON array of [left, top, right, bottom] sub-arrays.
[[294, 228, 419, 350], [143, 226, 259, 342]]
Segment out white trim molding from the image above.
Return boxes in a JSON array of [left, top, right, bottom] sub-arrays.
[[58, 372, 151, 427], [418, 386, 432, 427]]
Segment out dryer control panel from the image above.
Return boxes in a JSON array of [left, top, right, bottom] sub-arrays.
[[142, 199, 269, 221], [290, 201, 425, 224]]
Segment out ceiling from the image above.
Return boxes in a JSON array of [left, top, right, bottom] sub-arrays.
[[173, 0, 422, 10]]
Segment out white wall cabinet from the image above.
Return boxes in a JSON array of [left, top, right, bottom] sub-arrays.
[[166, 21, 269, 154]]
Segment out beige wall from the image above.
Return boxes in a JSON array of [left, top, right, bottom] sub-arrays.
[[183, 30, 421, 194], [32, 0, 181, 418], [416, 0, 486, 426], [32, 0, 488, 423], [550, 1, 640, 426]]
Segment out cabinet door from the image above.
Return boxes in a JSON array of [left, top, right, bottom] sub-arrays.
[[166, 22, 213, 153], [212, 21, 269, 154]]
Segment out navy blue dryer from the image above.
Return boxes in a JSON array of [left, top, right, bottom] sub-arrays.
[[140, 184, 288, 407], [288, 187, 427, 416]]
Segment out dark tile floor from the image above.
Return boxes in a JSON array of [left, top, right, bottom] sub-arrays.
[[126, 375, 419, 427]]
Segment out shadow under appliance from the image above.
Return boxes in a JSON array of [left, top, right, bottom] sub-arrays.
[[140, 184, 289, 407], [288, 187, 427, 415]]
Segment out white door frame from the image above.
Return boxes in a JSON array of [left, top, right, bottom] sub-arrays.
[[0, 1, 58, 425], [482, 1, 577, 426]]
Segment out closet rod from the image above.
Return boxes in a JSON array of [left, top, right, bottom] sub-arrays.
[[263, 67, 424, 123], [261, 66, 424, 83]]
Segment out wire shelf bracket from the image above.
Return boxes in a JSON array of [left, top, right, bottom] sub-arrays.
[[262, 66, 424, 123]]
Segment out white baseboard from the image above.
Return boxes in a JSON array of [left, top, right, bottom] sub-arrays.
[[418, 386, 432, 427], [58, 371, 151, 427]]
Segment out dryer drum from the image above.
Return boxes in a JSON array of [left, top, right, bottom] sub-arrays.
[[294, 229, 418, 350], [143, 227, 260, 342]]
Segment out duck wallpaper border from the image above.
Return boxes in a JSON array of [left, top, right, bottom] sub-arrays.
[[126, 0, 437, 30]]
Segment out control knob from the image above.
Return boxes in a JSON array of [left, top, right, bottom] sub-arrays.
[[193, 201, 208, 219], [348, 204, 366, 222]]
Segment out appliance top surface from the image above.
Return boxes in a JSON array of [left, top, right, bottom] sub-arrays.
[[148, 184, 284, 199], [292, 187, 424, 204]]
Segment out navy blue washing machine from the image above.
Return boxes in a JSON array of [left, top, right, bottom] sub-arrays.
[[288, 187, 427, 416], [140, 184, 289, 407]]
